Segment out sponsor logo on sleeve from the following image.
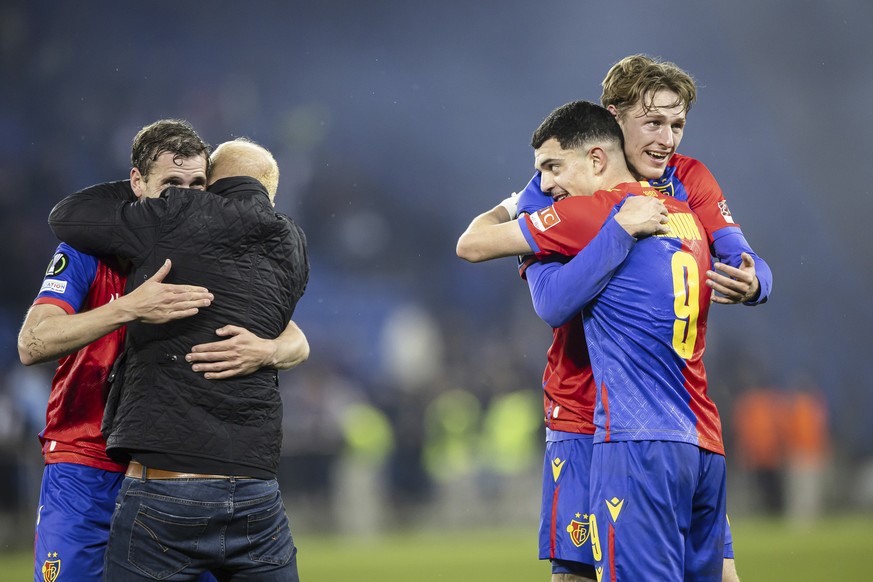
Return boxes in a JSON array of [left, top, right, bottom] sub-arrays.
[[717, 200, 735, 224], [45, 253, 69, 276], [529, 206, 561, 232], [39, 279, 67, 294]]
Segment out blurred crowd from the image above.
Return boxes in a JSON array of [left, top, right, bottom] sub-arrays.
[[0, 300, 852, 549]]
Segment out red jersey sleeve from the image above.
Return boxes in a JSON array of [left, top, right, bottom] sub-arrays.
[[519, 186, 646, 259], [520, 195, 614, 258], [671, 155, 741, 243]]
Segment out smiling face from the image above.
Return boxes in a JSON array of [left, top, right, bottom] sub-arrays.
[[130, 151, 208, 199], [609, 88, 687, 181], [534, 138, 600, 201]]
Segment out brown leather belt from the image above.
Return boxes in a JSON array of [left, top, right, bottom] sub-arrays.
[[126, 460, 253, 480]]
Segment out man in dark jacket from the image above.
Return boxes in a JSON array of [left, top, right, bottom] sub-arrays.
[[49, 137, 309, 581]]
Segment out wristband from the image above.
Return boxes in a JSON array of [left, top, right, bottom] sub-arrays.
[[498, 192, 519, 220]]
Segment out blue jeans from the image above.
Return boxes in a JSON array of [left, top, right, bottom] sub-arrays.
[[104, 476, 299, 581]]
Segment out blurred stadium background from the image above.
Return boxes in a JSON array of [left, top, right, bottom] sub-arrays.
[[2, 1, 872, 579]]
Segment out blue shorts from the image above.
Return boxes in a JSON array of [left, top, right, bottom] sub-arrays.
[[539, 433, 595, 571], [34, 463, 124, 582], [34, 463, 219, 582], [590, 441, 727, 582]]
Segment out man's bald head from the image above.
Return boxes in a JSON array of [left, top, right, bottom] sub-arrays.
[[209, 138, 280, 201]]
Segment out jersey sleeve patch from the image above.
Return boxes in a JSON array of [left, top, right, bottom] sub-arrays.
[[529, 206, 561, 232], [45, 252, 70, 276], [717, 200, 735, 224], [34, 244, 99, 313], [40, 279, 68, 294]]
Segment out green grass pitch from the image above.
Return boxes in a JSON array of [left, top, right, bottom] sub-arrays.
[[7, 516, 871, 580]]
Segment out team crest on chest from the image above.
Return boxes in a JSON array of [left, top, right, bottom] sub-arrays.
[[651, 181, 676, 198]]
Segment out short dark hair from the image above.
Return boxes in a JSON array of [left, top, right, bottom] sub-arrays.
[[531, 100, 624, 152], [131, 119, 210, 178]]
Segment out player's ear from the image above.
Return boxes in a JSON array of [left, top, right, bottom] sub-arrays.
[[130, 168, 146, 199], [589, 147, 607, 176]]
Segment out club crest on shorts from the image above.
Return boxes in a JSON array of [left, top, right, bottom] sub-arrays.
[[42, 553, 61, 582], [566, 513, 591, 547]]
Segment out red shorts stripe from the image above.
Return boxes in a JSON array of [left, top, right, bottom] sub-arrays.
[[550, 484, 560, 558]]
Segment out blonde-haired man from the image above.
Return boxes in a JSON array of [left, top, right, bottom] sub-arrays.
[[458, 55, 770, 582], [210, 138, 280, 201]]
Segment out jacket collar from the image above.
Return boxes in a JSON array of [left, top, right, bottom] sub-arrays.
[[208, 177, 271, 202]]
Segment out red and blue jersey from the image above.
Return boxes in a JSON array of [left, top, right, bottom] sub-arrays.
[[649, 153, 739, 242], [32, 243, 128, 471], [516, 154, 770, 438], [519, 183, 723, 454], [540, 316, 596, 434], [518, 154, 740, 241]]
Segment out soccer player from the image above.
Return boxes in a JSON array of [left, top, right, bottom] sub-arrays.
[[461, 100, 729, 580], [458, 56, 768, 582], [524, 55, 762, 582], [49, 137, 309, 580], [18, 119, 309, 582]]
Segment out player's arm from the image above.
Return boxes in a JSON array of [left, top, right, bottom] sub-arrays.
[[457, 189, 669, 262], [18, 303, 128, 366], [456, 195, 533, 262], [679, 158, 772, 305], [185, 320, 310, 380], [185, 219, 312, 379], [516, 172, 553, 215], [456, 173, 580, 263], [524, 197, 671, 327], [525, 220, 634, 327], [18, 259, 212, 365], [708, 228, 772, 305]]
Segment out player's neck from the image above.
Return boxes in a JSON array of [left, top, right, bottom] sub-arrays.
[[603, 168, 638, 190]]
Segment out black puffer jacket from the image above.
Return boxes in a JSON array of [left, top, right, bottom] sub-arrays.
[[48, 177, 309, 477]]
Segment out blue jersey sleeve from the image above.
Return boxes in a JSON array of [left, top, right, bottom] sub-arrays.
[[525, 218, 637, 327], [35, 243, 99, 313], [711, 226, 772, 305], [517, 172, 553, 216]]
